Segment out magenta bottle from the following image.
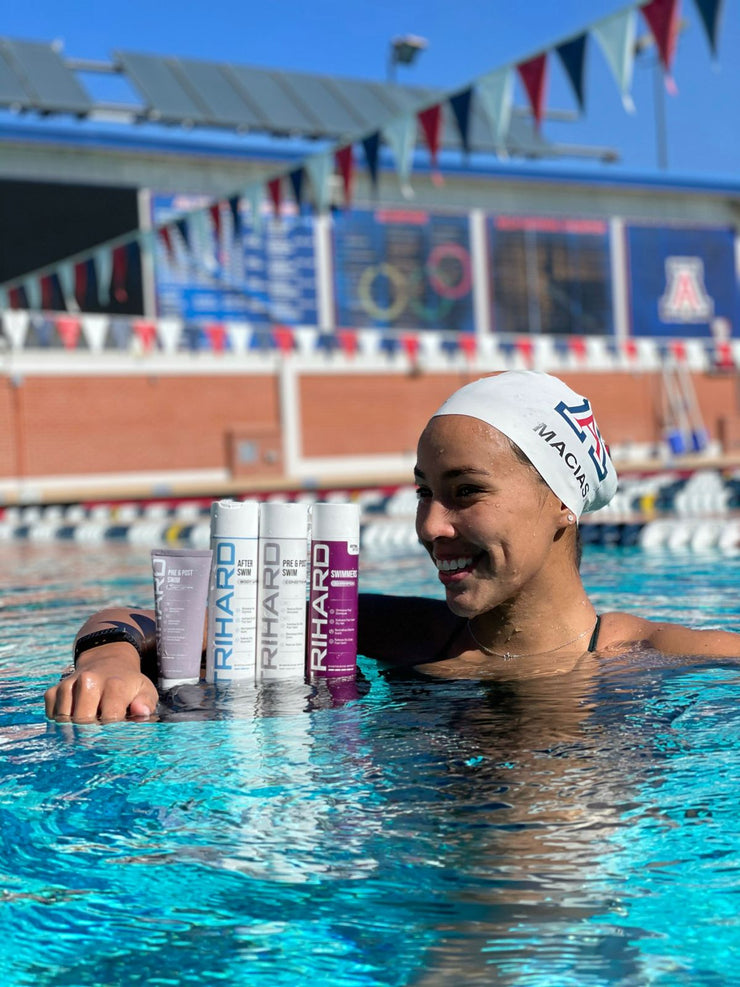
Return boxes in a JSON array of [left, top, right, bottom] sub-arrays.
[[307, 503, 360, 680]]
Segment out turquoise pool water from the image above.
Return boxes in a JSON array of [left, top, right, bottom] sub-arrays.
[[1, 541, 740, 986]]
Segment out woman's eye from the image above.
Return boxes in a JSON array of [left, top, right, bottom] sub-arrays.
[[456, 485, 481, 498], [415, 485, 432, 499]]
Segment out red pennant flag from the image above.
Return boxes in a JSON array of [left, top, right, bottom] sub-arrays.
[[267, 178, 282, 217], [623, 338, 638, 361], [8, 287, 22, 309], [41, 275, 55, 310], [515, 337, 534, 365], [569, 336, 587, 361], [74, 262, 88, 306], [670, 339, 687, 362], [418, 104, 444, 185], [112, 246, 128, 303], [337, 329, 359, 356], [159, 226, 174, 258], [56, 316, 81, 349], [205, 323, 227, 352], [459, 334, 477, 360], [716, 341, 734, 369], [273, 325, 294, 353], [401, 333, 420, 361], [517, 53, 548, 128], [209, 204, 223, 241], [334, 145, 354, 208], [133, 320, 157, 351], [641, 0, 681, 76]]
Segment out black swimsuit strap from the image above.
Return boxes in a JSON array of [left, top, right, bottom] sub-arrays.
[[587, 614, 602, 653]]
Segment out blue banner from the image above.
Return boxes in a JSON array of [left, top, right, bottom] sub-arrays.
[[627, 224, 739, 338]]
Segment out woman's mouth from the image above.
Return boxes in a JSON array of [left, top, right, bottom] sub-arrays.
[[434, 554, 480, 583]]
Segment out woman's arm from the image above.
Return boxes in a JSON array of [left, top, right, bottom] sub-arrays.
[[44, 608, 160, 723], [599, 612, 740, 658]]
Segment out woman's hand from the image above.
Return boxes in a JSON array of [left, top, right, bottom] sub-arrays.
[[44, 642, 159, 723]]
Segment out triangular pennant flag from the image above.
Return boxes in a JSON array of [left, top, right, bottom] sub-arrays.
[[74, 261, 89, 308], [209, 203, 223, 243], [225, 321, 250, 354], [273, 325, 295, 353], [361, 133, 381, 192], [56, 316, 81, 350], [459, 334, 477, 361], [399, 333, 419, 361], [593, 7, 638, 111], [8, 286, 25, 310], [94, 247, 113, 307], [57, 262, 78, 312], [244, 184, 264, 234], [305, 152, 333, 213], [228, 195, 242, 239], [267, 177, 282, 218], [337, 328, 359, 357], [418, 104, 444, 184], [289, 167, 305, 208], [476, 67, 514, 150], [382, 112, 416, 197], [205, 323, 227, 352], [334, 145, 354, 208], [22, 277, 41, 311], [159, 225, 175, 258], [2, 309, 29, 349], [40, 274, 55, 311], [641, 0, 681, 88], [157, 317, 183, 354], [693, 0, 723, 57], [111, 245, 129, 304], [556, 34, 588, 111], [133, 319, 157, 352], [80, 314, 109, 352], [515, 337, 534, 366], [0, 287, 7, 311], [517, 52, 548, 128], [175, 217, 191, 250], [449, 88, 473, 154]]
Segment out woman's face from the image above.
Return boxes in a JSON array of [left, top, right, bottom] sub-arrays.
[[414, 414, 567, 618]]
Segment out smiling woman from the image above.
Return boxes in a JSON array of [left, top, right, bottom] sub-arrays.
[[45, 371, 740, 723]]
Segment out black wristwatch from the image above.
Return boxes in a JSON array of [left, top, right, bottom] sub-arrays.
[[73, 627, 143, 665]]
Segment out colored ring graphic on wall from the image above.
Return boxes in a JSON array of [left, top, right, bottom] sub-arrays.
[[358, 263, 408, 322], [406, 268, 455, 322], [426, 242, 472, 300]]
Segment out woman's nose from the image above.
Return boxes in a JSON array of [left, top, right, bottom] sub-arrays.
[[416, 498, 457, 542]]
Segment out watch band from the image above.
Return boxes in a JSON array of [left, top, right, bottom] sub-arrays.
[[73, 627, 143, 665]]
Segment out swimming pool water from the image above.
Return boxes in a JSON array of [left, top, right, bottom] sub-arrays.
[[1, 542, 740, 986]]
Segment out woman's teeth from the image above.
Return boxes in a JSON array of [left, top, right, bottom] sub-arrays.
[[435, 556, 474, 572]]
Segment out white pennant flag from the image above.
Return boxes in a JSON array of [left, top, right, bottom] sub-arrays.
[[157, 317, 183, 354], [93, 248, 113, 307], [2, 309, 30, 349], [593, 8, 638, 112], [305, 152, 333, 213], [22, 277, 41, 311], [81, 314, 109, 352], [244, 184, 264, 235], [225, 321, 251, 354], [382, 113, 416, 197], [476, 66, 514, 152], [57, 262, 79, 312]]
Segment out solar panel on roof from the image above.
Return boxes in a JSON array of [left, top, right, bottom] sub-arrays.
[[276, 73, 366, 138], [0, 46, 31, 108], [115, 51, 210, 124], [1, 39, 92, 114], [226, 65, 323, 135], [172, 58, 263, 129]]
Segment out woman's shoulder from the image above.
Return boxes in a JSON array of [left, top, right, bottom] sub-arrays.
[[596, 611, 740, 659]]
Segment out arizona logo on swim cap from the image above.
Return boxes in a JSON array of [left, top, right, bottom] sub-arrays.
[[431, 370, 618, 517], [554, 398, 610, 483]]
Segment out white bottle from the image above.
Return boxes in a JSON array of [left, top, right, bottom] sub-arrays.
[[256, 502, 309, 680], [205, 499, 260, 683]]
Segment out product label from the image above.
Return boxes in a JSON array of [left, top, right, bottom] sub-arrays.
[[258, 537, 308, 678], [207, 536, 259, 681], [152, 552, 211, 682], [308, 539, 359, 677]]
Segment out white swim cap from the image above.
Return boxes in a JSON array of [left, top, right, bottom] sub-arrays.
[[431, 371, 618, 517]]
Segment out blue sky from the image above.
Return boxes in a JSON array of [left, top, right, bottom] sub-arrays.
[[2, 0, 738, 180]]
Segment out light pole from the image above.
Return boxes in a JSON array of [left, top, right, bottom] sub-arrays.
[[387, 34, 428, 83]]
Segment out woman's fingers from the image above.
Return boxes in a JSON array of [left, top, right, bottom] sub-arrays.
[[44, 670, 158, 723]]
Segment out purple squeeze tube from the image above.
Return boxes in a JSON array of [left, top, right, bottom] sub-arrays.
[[307, 502, 360, 681], [151, 548, 213, 689]]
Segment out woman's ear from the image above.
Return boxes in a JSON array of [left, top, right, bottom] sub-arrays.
[[556, 501, 577, 529]]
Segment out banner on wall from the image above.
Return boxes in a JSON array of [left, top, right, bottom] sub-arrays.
[[626, 224, 739, 338], [332, 209, 474, 332], [151, 194, 318, 325]]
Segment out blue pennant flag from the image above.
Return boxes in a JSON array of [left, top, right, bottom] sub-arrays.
[[556, 34, 588, 111], [449, 88, 473, 153]]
